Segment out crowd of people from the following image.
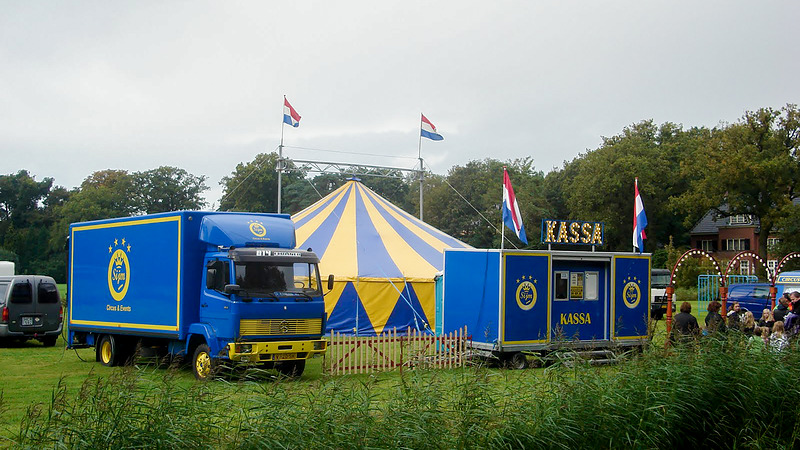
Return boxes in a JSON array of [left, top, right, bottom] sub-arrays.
[[669, 291, 800, 352]]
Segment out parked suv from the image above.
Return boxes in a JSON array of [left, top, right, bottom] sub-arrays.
[[0, 276, 63, 346], [725, 283, 772, 315], [651, 268, 675, 320]]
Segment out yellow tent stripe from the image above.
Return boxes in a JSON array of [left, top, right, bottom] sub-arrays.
[[368, 187, 467, 252], [317, 187, 358, 278], [292, 182, 350, 224], [294, 184, 350, 248], [358, 184, 437, 278]]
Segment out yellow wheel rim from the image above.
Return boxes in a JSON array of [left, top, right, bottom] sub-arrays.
[[101, 340, 112, 364], [195, 351, 211, 379]]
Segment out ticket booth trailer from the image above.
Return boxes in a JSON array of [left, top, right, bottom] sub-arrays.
[[440, 249, 651, 365]]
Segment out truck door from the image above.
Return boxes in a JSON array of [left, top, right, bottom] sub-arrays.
[[550, 260, 608, 341]]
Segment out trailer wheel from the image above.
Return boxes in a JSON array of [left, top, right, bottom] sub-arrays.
[[508, 352, 529, 370], [275, 359, 305, 379], [193, 344, 216, 381], [97, 335, 119, 367]]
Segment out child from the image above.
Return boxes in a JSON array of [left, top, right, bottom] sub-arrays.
[[770, 321, 789, 353]]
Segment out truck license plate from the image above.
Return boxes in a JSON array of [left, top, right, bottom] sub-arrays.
[[21, 316, 34, 326], [275, 353, 296, 361]]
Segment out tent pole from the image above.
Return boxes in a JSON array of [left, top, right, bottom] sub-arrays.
[[418, 114, 424, 221]]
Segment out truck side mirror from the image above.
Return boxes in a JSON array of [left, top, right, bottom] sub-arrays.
[[327, 274, 334, 291], [224, 284, 241, 295], [206, 268, 217, 290]]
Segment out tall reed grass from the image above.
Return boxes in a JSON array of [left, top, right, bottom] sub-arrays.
[[13, 334, 800, 449]]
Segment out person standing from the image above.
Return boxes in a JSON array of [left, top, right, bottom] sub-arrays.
[[672, 301, 700, 343], [705, 300, 726, 334], [773, 294, 790, 323]]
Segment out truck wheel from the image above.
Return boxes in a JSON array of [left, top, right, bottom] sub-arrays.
[[40, 336, 58, 347], [275, 359, 305, 379], [193, 344, 216, 381], [97, 335, 120, 366], [508, 352, 529, 370]]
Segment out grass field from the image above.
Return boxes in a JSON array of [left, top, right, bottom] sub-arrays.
[[5, 287, 792, 448]]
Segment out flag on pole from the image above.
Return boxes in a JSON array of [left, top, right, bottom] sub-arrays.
[[283, 97, 301, 127], [633, 178, 648, 253], [420, 114, 444, 141], [502, 168, 527, 244]]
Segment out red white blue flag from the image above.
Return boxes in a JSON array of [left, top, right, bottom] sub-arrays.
[[420, 114, 443, 141], [502, 168, 527, 244], [633, 178, 648, 253], [283, 96, 301, 127]]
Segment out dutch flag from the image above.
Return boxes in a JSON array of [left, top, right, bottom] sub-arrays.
[[283, 96, 301, 127], [420, 114, 444, 141], [502, 168, 527, 244], [633, 178, 648, 253]]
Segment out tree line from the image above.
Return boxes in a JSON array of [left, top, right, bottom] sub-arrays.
[[2, 104, 798, 283]]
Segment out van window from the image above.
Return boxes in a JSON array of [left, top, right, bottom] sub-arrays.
[[753, 286, 770, 299], [11, 282, 32, 304], [38, 282, 60, 303]]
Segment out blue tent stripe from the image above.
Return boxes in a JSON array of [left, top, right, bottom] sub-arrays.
[[379, 195, 470, 249], [383, 283, 429, 331], [326, 282, 375, 335], [367, 190, 448, 270], [355, 185, 403, 278], [293, 188, 343, 228], [298, 184, 352, 257]]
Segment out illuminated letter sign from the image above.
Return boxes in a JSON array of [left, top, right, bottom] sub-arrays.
[[541, 219, 604, 246]]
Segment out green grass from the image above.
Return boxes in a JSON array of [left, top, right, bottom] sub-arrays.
[[5, 284, 794, 447]]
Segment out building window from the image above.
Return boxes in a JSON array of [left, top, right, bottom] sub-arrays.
[[729, 214, 752, 225], [768, 260, 778, 276], [767, 238, 781, 250], [739, 260, 750, 276], [699, 240, 716, 252], [725, 238, 750, 251]]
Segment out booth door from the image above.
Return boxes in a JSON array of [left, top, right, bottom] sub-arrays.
[[550, 260, 608, 341]]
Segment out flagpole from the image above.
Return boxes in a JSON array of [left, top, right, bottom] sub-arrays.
[[632, 177, 637, 252], [501, 167, 506, 252], [278, 96, 286, 214], [418, 113, 424, 221]]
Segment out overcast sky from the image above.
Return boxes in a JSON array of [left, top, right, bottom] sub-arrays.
[[2, 1, 798, 209]]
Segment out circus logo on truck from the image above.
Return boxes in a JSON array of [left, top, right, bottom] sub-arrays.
[[515, 275, 538, 311], [622, 275, 642, 309], [107, 238, 131, 301]]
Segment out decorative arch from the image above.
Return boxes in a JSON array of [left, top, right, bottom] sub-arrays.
[[665, 249, 723, 336]]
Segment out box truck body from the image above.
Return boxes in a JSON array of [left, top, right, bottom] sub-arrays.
[[67, 211, 327, 379]]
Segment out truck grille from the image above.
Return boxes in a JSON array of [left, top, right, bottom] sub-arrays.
[[239, 318, 323, 337]]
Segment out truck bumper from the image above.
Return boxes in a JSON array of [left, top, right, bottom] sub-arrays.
[[225, 339, 327, 363]]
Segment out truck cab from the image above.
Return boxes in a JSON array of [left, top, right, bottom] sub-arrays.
[[650, 268, 675, 320]]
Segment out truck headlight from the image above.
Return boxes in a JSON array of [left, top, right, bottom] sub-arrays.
[[235, 344, 253, 354]]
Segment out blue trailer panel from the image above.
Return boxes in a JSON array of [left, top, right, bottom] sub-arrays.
[[441, 249, 650, 355]]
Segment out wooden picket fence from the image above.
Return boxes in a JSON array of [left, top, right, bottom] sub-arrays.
[[324, 326, 469, 375]]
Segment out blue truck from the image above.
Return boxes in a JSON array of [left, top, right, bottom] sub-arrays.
[[439, 249, 650, 368], [67, 211, 329, 380]]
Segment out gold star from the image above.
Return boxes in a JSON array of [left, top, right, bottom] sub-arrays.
[[534, 279, 537, 284], [516, 279, 520, 283], [127, 244, 131, 252], [114, 238, 118, 246], [108, 246, 112, 253], [122, 238, 126, 246]]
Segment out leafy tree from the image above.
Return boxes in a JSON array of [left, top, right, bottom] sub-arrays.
[[423, 158, 548, 248], [675, 104, 800, 260], [132, 166, 208, 213], [556, 120, 707, 252], [0, 170, 53, 229], [219, 153, 306, 212]]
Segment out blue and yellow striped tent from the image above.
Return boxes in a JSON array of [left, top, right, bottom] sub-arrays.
[[292, 178, 471, 335]]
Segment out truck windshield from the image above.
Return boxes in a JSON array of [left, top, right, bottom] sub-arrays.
[[652, 273, 670, 287], [234, 262, 321, 295]]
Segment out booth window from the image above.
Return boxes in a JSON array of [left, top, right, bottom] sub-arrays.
[[584, 272, 599, 301], [554, 271, 569, 300]]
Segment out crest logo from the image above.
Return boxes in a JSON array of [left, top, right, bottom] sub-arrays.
[[515, 275, 538, 311], [248, 220, 267, 238], [107, 238, 131, 301], [622, 276, 641, 309]]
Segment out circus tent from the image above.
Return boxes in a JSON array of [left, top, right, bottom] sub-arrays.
[[291, 178, 472, 335]]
